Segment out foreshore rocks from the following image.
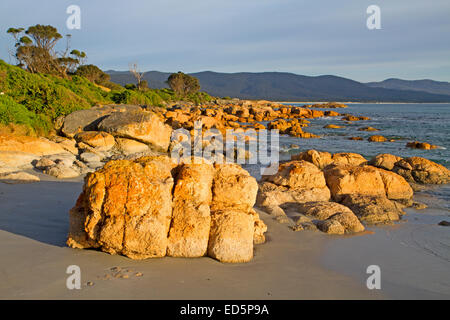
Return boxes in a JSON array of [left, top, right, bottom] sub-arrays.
[[67, 156, 266, 263], [393, 157, 450, 184], [256, 161, 331, 223], [257, 149, 448, 233]]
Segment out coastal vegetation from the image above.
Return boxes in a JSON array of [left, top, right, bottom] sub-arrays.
[[0, 24, 212, 136]]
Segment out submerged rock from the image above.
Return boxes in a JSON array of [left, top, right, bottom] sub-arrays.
[[406, 141, 438, 150], [368, 135, 387, 142]]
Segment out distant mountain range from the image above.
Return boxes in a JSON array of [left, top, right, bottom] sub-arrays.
[[107, 70, 450, 102], [366, 78, 450, 96]]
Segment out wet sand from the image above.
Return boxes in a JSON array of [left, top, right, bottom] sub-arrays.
[[322, 193, 450, 299], [0, 174, 383, 300]]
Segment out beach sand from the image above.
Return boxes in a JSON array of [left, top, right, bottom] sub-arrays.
[[0, 173, 384, 300], [0, 173, 448, 299]]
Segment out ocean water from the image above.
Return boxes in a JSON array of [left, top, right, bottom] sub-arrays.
[[279, 103, 450, 168], [244, 103, 450, 210]]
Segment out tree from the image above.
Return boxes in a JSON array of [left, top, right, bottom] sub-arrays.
[[167, 72, 200, 97], [75, 64, 110, 85], [129, 63, 146, 90], [6, 24, 87, 77]]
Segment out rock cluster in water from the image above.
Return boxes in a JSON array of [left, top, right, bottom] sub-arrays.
[[257, 150, 450, 234]]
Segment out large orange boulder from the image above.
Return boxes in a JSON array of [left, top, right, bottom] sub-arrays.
[[167, 163, 215, 258], [67, 157, 265, 263], [369, 153, 403, 171], [331, 153, 367, 166], [324, 163, 413, 202], [393, 157, 450, 184], [324, 164, 386, 201], [74, 131, 116, 151], [67, 157, 175, 259], [98, 110, 172, 151], [256, 161, 331, 221], [291, 149, 333, 169]]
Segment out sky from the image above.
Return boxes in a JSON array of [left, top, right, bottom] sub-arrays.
[[0, 0, 449, 82]]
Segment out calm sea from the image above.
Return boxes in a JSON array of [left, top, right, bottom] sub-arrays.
[[245, 103, 450, 210]]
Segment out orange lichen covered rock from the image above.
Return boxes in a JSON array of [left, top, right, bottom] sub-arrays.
[[67, 157, 265, 263]]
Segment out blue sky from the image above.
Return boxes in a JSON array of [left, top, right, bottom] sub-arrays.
[[0, 0, 449, 82]]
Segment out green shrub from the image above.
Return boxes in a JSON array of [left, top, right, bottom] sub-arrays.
[[0, 94, 51, 135], [0, 59, 112, 120]]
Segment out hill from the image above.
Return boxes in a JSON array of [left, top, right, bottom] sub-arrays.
[[366, 78, 450, 96], [108, 70, 450, 102]]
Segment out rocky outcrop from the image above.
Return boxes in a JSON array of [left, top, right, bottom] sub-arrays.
[[317, 211, 365, 234], [114, 138, 149, 155], [98, 110, 172, 152], [358, 126, 379, 132], [291, 150, 333, 169], [74, 131, 115, 151], [369, 154, 403, 171], [167, 163, 214, 258], [0, 151, 39, 173], [324, 124, 344, 129], [60, 105, 142, 138], [331, 153, 367, 166], [324, 164, 386, 201], [393, 157, 450, 184], [0, 134, 66, 156], [324, 164, 413, 202], [208, 164, 260, 263], [67, 157, 266, 263], [376, 168, 413, 200], [341, 194, 404, 224], [257, 161, 331, 221]]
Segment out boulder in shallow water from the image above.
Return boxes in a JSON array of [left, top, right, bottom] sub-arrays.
[[368, 135, 387, 142]]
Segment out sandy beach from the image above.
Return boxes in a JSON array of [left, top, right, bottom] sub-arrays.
[[0, 172, 386, 300], [0, 171, 448, 299]]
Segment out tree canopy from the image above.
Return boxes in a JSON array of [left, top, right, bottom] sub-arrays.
[[6, 24, 86, 77], [167, 72, 200, 97]]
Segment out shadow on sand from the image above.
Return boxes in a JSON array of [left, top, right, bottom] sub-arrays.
[[0, 180, 83, 247]]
